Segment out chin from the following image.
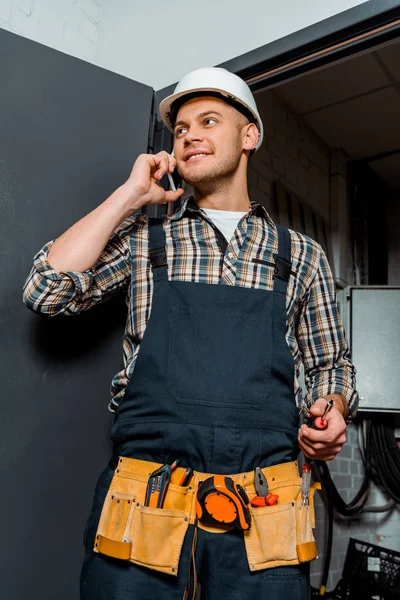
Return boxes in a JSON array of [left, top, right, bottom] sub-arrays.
[[181, 165, 224, 186]]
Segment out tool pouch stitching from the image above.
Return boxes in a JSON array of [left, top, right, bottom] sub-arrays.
[[93, 471, 193, 576], [244, 501, 298, 570], [243, 482, 320, 572]]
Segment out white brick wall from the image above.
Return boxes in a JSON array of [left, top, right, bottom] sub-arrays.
[[0, 0, 105, 62], [249, 90, 331, 224]]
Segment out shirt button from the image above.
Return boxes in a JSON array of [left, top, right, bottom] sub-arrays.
[[228, 252, 234, 259]]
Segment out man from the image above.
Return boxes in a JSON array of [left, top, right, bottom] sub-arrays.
[[23, 67, 358, 599]]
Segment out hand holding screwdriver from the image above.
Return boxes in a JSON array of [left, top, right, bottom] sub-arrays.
[[298, 396, 347, 461], [313, 399, 334, 430]]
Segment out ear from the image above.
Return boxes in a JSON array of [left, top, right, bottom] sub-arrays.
[[242, 122, 259, 151]]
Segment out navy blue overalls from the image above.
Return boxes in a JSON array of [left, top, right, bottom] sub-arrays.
[[80, 216, 311, 600]]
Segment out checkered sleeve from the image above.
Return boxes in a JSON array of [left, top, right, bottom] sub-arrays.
[[297, 245, 359, 418], [22, 217, 135, 316]]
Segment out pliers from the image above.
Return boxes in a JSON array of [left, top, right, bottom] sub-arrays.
[[250, 467, 279, 507]]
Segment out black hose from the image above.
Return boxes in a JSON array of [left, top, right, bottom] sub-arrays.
[[317, 460, 370, 516], [318, 460, 334, 596], [369, 423, 400, 502]]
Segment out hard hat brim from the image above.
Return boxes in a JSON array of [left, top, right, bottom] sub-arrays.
[[159, 86, 264, 151]]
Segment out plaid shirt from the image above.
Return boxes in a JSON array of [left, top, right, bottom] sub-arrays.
[[23, 197, 359, 417]]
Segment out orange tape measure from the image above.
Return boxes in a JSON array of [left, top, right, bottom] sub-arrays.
[[196, 475, 251, 530]]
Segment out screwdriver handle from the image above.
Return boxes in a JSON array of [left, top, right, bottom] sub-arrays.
[[312, 399, 335, 430], [313, 416, 328, 430]]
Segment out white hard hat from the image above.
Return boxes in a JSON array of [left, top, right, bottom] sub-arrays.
[[159, 67, 264, 151]]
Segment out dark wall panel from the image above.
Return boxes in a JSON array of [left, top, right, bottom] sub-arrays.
[[0, 29, 153, 599]]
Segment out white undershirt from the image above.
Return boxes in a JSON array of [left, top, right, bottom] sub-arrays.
[[202, 208, 247, 244]]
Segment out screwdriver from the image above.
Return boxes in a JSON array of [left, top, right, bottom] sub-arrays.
[[178, 466, 194, 487], [301, 463, 311, 506], [313, 399, 335, 430]]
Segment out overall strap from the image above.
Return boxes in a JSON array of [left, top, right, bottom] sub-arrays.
[[148, 217, 168, 281], [273, 224, 292, 293]]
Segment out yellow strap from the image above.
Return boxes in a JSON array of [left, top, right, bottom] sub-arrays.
[[96, 534, 132, 560], [296, 541, 318, 563]]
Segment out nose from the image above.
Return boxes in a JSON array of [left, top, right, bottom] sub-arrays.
[[183, 124, 204, 145]]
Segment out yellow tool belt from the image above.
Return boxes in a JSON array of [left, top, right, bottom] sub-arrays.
[[94, 457, 321, 576]]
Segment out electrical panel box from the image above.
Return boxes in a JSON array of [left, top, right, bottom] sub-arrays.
[[347, 287, 400, 413]]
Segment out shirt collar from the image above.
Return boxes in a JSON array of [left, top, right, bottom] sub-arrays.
[[169, 196, 275, 226]]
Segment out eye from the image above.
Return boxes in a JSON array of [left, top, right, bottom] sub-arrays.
[[174, 126, 187, 137], [204, 118, 217, 126]]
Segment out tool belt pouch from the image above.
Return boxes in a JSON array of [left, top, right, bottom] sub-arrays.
[[244, 479, 321, 572], [93, 466, 192, 576]]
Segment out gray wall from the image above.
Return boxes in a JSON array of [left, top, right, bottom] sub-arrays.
[[0, 28, 153, 599], [97, 0, 371, 89]]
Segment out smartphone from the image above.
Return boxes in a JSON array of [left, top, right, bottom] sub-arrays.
[[167, 149, 183, 193]]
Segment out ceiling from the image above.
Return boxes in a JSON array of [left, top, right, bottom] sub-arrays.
[[273, 38, 400, 188]]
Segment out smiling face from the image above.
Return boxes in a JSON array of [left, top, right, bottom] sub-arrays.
[[172, 96, 257, 189]]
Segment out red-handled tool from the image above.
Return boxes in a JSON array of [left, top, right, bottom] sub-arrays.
[[313, 399, 335, 430], [250, 467, 279, 507]]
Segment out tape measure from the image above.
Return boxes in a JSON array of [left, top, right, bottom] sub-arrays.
[[196, 475, 251, 530]]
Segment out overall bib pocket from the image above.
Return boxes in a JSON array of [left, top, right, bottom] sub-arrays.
[[244, 481, 320, 572], [93, 469, 192, 576], [167, 305, 272, 409]]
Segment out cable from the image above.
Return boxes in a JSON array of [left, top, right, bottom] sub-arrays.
[[369, 422, 400, 502], [317, 460, 370, 517], [318, 460, 334, 597], [357, 419, 366, 464], [362, 499, 395, 512]]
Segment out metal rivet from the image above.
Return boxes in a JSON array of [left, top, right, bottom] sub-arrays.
[[128, 500, 131, 504], [96, 535, 99, 539], [111, 495, 114, 499], [188, 486, 192, 491], [243, 475, 247, 480], [133, 498, 136, 502], [250, 565, 255, 571], [95, 543, 98, 547], [184, 517, 188, 522], [292, 502, 295, 506], [272, 477, 275, 481], [172, 568, 176, 573], [116, 469, 119, 473], [119, 458, 123, 463], [117, 499, 120, 503], [136, 503, 140, 507]]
